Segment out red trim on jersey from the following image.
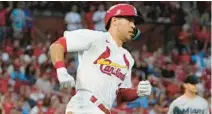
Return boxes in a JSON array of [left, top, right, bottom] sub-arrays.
[[123, 54, 129, 68], [117, 88, 138, 104], [54, 61, 65, 69], [93, 46, 110, 64], [55, 37, 67, 52]]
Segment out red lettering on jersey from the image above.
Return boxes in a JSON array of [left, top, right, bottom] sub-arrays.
[[94, 47, 110, 64], [100, 63, 126, 81], [94, 47, 128, 81]]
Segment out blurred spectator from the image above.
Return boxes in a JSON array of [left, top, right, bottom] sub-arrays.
[[179, 49, 191, 65], [92, 3, 106, 31], [204, 48, 211, 70], [46, 95, 59, 114], [170, 48, 180, 64], [170, 2, 185, 24], [195, 25, 210, 50], [177, 24, 192, 53], [64, 4, 82, 31], [0, 1, 13, 46], [1, 87, 15, 114], [83, 4, 95, 30], [30, 100, 46, 114], [166, 79, 181, 99], [33, 42, 44, 58], [24, 63, 36, 84], [157, 3, 171, 23], [35, 73, 53, 94], [200, 9, 211, 25], [29, 85, 45, 102], [191, 45, 207, 77], [10, 1, 27, 39], [23, 2, 33, 46]]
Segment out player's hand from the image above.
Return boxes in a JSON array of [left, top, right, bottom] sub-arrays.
[[56, 67, 75, 88], [137, 80, 152, 97]]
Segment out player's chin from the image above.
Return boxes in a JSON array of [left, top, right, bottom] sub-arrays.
[[123, 36, 131, 42], [127, 35, 133, 41], [191, 89, 197, 93]]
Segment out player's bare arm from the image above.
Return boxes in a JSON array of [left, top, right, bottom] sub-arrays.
[[50, 41, 65, 65], [49, 37, 75, 88]]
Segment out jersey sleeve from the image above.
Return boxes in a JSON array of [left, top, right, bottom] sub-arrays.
[[63, 29, 102, 52]]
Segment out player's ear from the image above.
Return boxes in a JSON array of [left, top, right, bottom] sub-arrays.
[[111, 17, 118, 27]]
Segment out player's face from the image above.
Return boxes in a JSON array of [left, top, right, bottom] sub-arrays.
[[116, 17, 136, 42], [185, 83, 198, 93]]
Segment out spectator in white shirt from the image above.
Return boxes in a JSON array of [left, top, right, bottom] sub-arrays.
[[65, 5, 82, 31], [92, 3, 106, 31]]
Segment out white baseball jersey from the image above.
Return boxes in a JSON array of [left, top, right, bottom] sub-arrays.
[[168, 95, 209, 114], [64, 29, 134, 109]]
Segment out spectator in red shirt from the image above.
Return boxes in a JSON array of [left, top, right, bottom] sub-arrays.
[[179, 49, 191, 65], [2, 92, 15, 114], [0, 71, 10, 94], [166, 79, 181, 99], [170, 48, 180, 64], [0, 1, 13, 26], [196, 25, 211, 50], [178, 24, 192, 54], [33, 42, 44, 58], [84, 4, 96, 30], [0, 1, 13, 46], [140, 44, 152, 58]]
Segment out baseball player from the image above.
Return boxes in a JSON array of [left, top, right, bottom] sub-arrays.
[[168, 75, 209, 114], [50, 4, 152, 114]]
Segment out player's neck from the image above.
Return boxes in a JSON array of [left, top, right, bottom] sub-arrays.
[[108, 29, 123, 47], [184, 91, 197, 99]]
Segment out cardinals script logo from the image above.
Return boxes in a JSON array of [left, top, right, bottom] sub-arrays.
[[93, 47, 129, 81]]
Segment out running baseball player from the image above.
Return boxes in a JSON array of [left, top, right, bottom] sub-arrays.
[[168, 75, 209, 114], [50, 4, 152, 114]]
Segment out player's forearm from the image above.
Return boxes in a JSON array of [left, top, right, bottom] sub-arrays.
[[118, 88, 139, 102], [49, 43, 65, 65]]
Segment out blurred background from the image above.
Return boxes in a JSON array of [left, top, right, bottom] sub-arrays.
[[0, 1, 211, 114]]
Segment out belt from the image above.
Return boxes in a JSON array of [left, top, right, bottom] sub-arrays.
[[90, 95, 111, 114]]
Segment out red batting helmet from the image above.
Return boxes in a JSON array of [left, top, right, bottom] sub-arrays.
[[105, 4, 144, 30]]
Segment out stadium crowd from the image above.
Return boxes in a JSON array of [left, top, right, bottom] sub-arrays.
[[0, 1, 211, 114]]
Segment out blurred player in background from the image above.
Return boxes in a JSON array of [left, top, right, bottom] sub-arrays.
[[168, 75, 209, 114], [50, 3, 152, 114]]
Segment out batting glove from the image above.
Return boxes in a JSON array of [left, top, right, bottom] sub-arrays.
[[56, 67, 75, 88], [137, 80, 152, 97]]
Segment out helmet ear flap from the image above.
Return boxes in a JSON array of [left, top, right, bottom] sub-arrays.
[[132, 28, 141, 40]]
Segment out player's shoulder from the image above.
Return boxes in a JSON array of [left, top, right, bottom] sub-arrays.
[[121, 48, 134, 63], [171, 96, 184, 104], [196, 96, 208, 104], [64, 29, 105, 36], [121, 48, 132, 57], [64, 29, 107, 41]]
